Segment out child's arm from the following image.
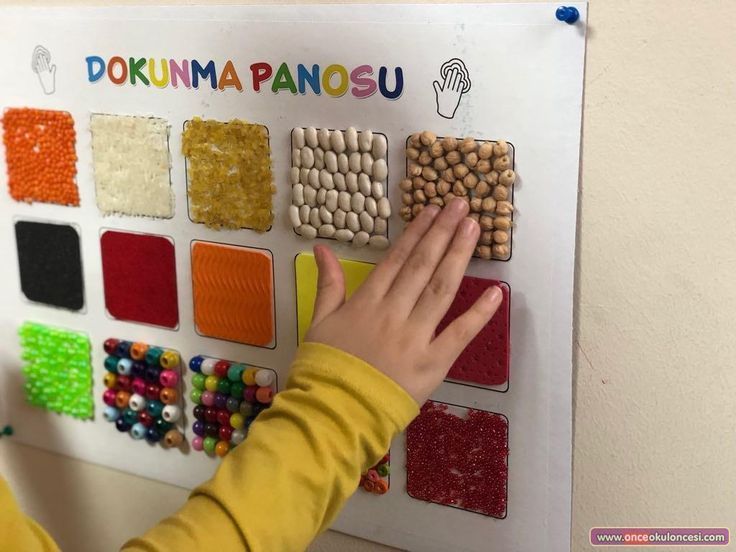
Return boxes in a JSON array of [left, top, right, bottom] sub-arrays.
[[123, 199, 502, 552]]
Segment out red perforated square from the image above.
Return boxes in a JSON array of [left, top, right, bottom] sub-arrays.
[[436, 276, 510, 387], [406, 401, 509, 518]]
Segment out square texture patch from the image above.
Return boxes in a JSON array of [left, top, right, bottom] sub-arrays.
[[406, 401, 509, 518], [294, 252, 374, 344], [100, 230, 179, 329], [182, 118, 274, 231], [436, 277, 510, 387], [192, 241, 274, 346], [19, 322, 92, 419], [101, 338, 185, 448], [90, 114, 173, 218], [15, 220, 84, 311], [2, 108, 79, 206]]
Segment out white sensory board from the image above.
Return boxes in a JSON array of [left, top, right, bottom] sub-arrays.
[[0, 4, 586, 552]]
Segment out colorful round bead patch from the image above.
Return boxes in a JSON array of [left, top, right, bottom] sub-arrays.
[[188, 355, 276, 456], [359, 452, 390, 495], [101, 338, 184, 448]]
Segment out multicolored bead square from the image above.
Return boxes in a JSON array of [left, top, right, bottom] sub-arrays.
[[360, 452, 390, 495], [19, 322, 92, 419], [188, 355, 276, 457], [101, 338, 184, 448]]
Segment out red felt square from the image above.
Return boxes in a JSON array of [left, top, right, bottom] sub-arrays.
[[100, 230, 179, 329], [406, 401, 509, 518], [436, 276, 510, 387]]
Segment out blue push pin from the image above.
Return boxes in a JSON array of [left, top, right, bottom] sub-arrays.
[[556, 6, 579, 24]]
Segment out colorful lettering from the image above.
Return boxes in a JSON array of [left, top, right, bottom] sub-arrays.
[[322, 64, 349, 97], [192, 59, 217, 90], [218, 60, 243, 91], [250, 62, 273, 92]]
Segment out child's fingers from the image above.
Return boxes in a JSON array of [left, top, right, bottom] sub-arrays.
[[311, 245, 346, 326], [409, 216, 479, 332], [384, 199, 470, 314], [428, 286, 503, 371]]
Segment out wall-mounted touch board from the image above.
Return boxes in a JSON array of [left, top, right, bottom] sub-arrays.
[[0, 4, 586, 551]]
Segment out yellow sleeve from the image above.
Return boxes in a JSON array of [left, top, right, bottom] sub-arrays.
[[0, 478, 60, 552], [123, 342, 419, 552]]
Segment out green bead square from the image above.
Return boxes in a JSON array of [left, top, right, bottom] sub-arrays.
[[19, 322, 93, 419]]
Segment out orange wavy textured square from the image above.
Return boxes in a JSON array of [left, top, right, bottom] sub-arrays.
[[182, 118, 274, 232], [191, 241, 274, 347], [1, 108, 79, 206]]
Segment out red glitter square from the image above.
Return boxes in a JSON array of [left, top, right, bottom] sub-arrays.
[[406, 401, 509, 518], [100, 230, 179, 329], [436, 276, 510, 387]]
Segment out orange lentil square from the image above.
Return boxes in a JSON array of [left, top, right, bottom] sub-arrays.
[[191, 241, 274, 347], [1, 108, 79, 206]]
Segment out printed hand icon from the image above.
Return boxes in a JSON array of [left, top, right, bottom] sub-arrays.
[[32, 46, 56, 95], [433, 58, 471, 119]]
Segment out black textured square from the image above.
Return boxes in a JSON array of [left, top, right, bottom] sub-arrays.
[[15, 220, 84, 311]]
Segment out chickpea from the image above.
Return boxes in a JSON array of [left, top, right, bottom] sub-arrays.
[[413, 176, 427, 190], [493, 154, 511, 171], [420, 130, 437, 146], [422, 166, 438, 181], [418, 151, 432, 166], [476, 159, 492, 174], [399, 178, 413, 192], [401, 192, 414, 206], [441, 168, 455, 182], [459, 137, 477, 154], [436, 180, 451, 196], [492, 185, 508, 201], [469, 197, 483, 212], [499, 169, 516, 187], [408, 162, 422, 177], [429, 141, 444, 158], [399, 205, 412, 221], [479, 231, 493, 245], [464, 152, 479, 168], [445, 150, 462, 165], [478, 142, 494, 160], [429, 196, 445, 207], [408, 132, 422, 148], [468, 212, 480, 223], [479, 215, 494, 231], [443, 192, 457, 204], [492, 243, 510, 259], [453, 164, 469, 178], [413, 189, 427, 203], [474, 180, 491, 198], [493, 230, 509, 244], [441, 136, 458, 152], [485, 170, 499, 185], [492, 140, 509, 157], [476, 245, 492, 260], [496, 200, 514, 216], [481, 197, 497, 213], [412, 203, 425, 217], [425, 181, 437, 198], [406, 147, 420, 160], [493, 216, 512, 231], [463, 173, 479, 189], [433, 157, 448, 171], [452, 181, 468, 196]]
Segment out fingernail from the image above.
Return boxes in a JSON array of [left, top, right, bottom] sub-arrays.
[[485, 286, 503, 307], [460, 217, 479, 237], [449, 198, 469, 213], [424, 204, 441, 217]]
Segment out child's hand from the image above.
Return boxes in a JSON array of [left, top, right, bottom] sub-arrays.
[[306, 199, 503, 404]]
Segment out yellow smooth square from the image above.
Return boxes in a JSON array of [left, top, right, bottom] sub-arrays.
[[295, 252, 375, 344]]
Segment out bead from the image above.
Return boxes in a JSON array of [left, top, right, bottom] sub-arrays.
[[104, 356, 119, 373], [103, 405, 120, 422], [216, 378, 232, 395], [227, 364, 245, 382], [373, 479, 389, 494], [145, 347, 163, 366], [128, 393, 146, 412], [131, 362, 147, 379], [115, 391, 131, 409], [366, 469, 381, 482], [191, 436, 204, 451], [160, 387, 179, 405], [115, 418, 132, 432], [116, 358, 133, 376], [147, 400, 164, 418], [192, 373, 206, 391], [103, 388, 117, 406], [215, 441, 230, 457], [144, 365, 160, 382], [132, 378, 147, 396], [229, 413, 244, 429], [163, 430, 184, 448], [115, 340, 132, 358], [130, 342, 148, 361], [145, 383, 162, 401], [204, 407, 218, 422], [376, 464, 390, 477], [159, 369, 179, 388], [204, 375, 219, 392], [162, 405, 181, 423], [203, 436, 217, 455], [226, 396, 241, 413], [243, 386, 257, 404], [242, 367, 258, 386], [219, 425, 233, 443], [130, 423, 147, 439], [122, 408, 138, 425], [214, 360, 230, 378], [193, 404, 206, 421], [214, 393, 228, 410], [254, 369, 275, 388], [103, 373, 117, 389], [155, 418, 172, 434], [256, 387, 273, 404], [216, 409, 231, 426], [230, 429, 246, 446], [555, 5, 579, 24], [145, 427, 162, 443], [189, 355, 205, 373], [117, 375, 132, 392], [229, 381, 245, 399], [192, 420, 205, 437], [190, 389, 203, 404], [138, 410, 155, 427], [160, 350, 180, 369], [239, 402, 253, 417], [201, 358, 217, 376], [103, 338, 120, 355]]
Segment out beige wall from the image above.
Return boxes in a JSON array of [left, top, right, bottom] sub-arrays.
[[2, 1, 734, 551]]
